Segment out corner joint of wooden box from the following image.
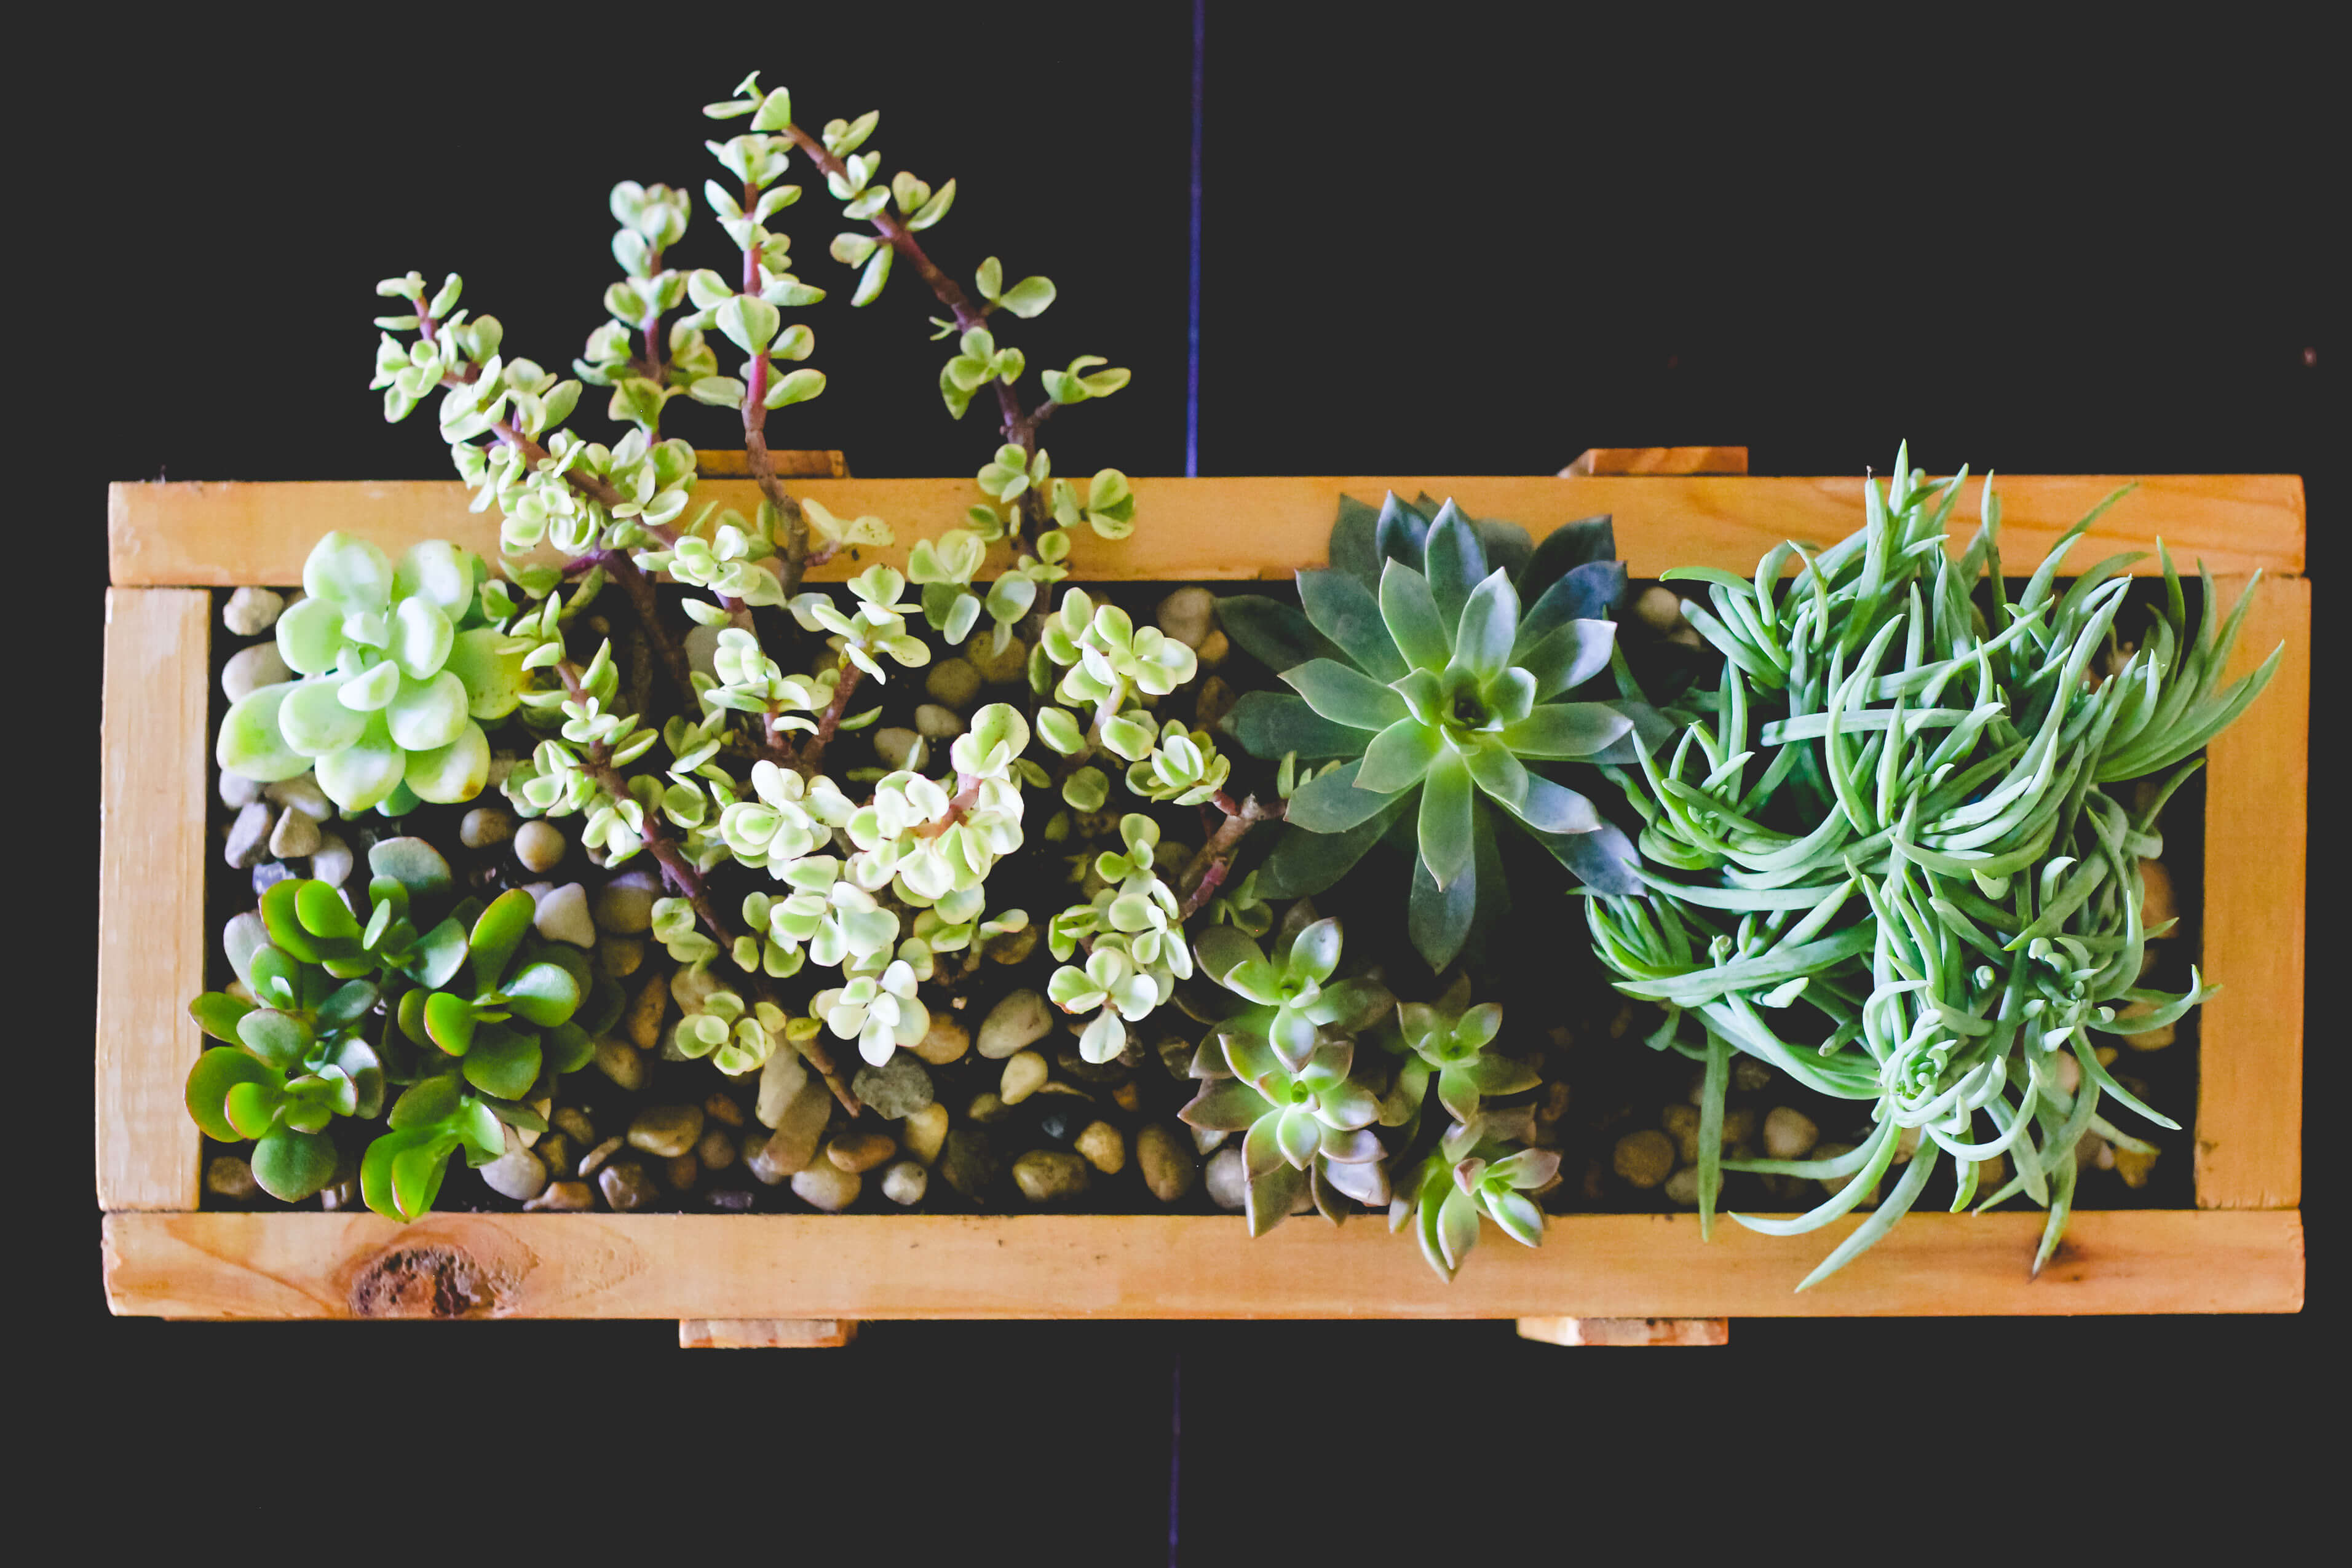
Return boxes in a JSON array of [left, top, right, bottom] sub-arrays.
[[1516, 1317, 1730, 1347], [678, 1318, 860, 1348]]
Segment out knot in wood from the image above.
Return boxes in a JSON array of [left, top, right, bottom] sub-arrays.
[[349, 1242, 501, 1318]]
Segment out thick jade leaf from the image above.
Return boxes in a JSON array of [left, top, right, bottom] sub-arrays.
[[304, 531, 393, 608], [236, 1007, 313, 1069], [251, 1125, 340, 1202], [424, 990, 477, 1056], [388, 1074, 463, 1129], [186, 1047, 279, 1142], [390, 595, 455, 681], [468, 888, 536, 987], [258, 877, 321, 962], [503, 961, 582, 1028], [296, 879, 361, 942], [543, 1021, 595, 1076], [574, 974, 625, 1040], [274, 595, 347, 676], [369, 836, 454, 897], [248, 943, 302, 1010], [331, 1038, 386, 1119], [223, 912, 270, 990], [462, 1029, 542, 1100], [315, 713, 405, 810], [457, 1098, 505, 1164], [189, 991, 254, 1043], [389, 1136, 454, 1219], [404, 719, 489, 804], [280, 675, 369, 757], [394, 539, 476, 616], [223, 1079, 282, 1139], [314, 978, 378, 1029], [406, 916, 470, 991], [444, 626, 529, 719], [386, 670, 468, 751], [215, 683, 314, 783]]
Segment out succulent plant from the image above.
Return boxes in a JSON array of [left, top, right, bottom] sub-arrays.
[[360, 1074, 512, 1223], [787, 564, 932, 683], [1589, 451, 2282, 1287], [1390, 1123, 1561, 1281], [1219, 493, 1652, 970], [1032, 587, 1198, 761], [1389, 973, 1540, 1128], [218, 533, 528, 812], [388, 886, 608, 1106], [1045, 815, 1195, 1061]]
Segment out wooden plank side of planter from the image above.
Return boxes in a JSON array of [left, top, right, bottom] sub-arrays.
[[97, 588, 209, 1211], [2195, 573, 2310, 1210], [103, 1208, 2302, 1321], [106, 473, 2306, 588]]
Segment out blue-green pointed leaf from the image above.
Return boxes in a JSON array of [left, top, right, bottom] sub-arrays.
[[1357, 719, 1443, 793], [1213, 595, 1345, 676], [1529, 817, 1642, 893], [1417, 752, 1475, 889], [1379, 560, 1451, 673], [1281, 660, 1407, 731], [1519, 515, 1617, 598], [1422, 501, 1486, 635], [1286, 758, 1401, 833], [1516, 560, 1627, 654], [1519, 619, 1618, 700], [1500, 702, 1633, 759], [1222, 691, 1371, 762], [1296, 569, 1407, 681], [1507, 774, 1601, 834], [1463, 743, 1527, 809], [1373, 493, 1428, 572], [1328, 494, 1384, 587], [1255, 791, 1412, 899], [1408, 834, 1476, 972], [1449, 570, 1518, 679]]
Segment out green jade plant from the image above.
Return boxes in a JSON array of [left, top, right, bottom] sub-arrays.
[[1589, 448, 2282, 1287], [1219, 494, 1658, 972]]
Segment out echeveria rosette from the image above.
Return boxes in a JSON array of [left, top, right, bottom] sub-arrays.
[[218, 533, 529, 812], [1392, 977, 1540, 1128], [1179, 1031, 1389, 1237], [1190, 914, 1394, 1075], [1393, 1123, 1561, 1282], [1220, 494, 1652, 971]]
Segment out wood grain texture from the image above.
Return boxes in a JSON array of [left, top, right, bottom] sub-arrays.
[[1563, 446, 1749, 476], [106, 473, 2306, 590], [2196, 573, 2310, 1210], [97, 589, 209, 1211], [692, 449, 847, 478], [103, 1209, 2302, 1320], [678, 1318, 858, 1348], [1517, 1317, 1730, 1346]]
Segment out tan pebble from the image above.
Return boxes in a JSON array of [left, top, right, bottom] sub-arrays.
[[597, 1161, 657, 1211], [697, 1128, 738, 1171], [1075, 1120, 1127, 1175], [1633, 585, 1685, 633], [515, 819, 566, 873], [966, 631, 1028, 685], [1538, 1081, 1572, 1123], [1662, 1104, 1701, 1165], [791, 1162, 862, 1213], [2124, 1018, 2176, 1052], [902, 1103, 950, 1166], [2113, 1144, 2159, 1189], [925, 657, 982, 709], [268, 808, 322, 859], [1612, 1130, 1675, 1189], [1762, 1106, 1818, 1160], [627, 970, 670, 1050], [1194, 628, 1229, 669], [627, 1105, 704, 1159], [2138, 858, 2177, 930], [703, 1093, 746, 1128], [205, 1155, 259, 1200], [1112, 1080, 1142, 1113], [827, 1130, 897, 1174], [597, 935, 645, 979], [553, 1107, 595, 1144], [594, 1037, 646, 1091], [1193, 675, 1237, 731], [914, 1016, 972, 1065], [460, 807, 513, 849], [577, 1134, 625, 1178], [913, 703, 965, 740], [1663, 1166, 1701, 1206], [1012, 1149, 1091, 1203], [873, 726, 923, 770], [1000, 1050, 1048, 1106], [1136, 1123, 1198, 1203], [664, 1154, 700, 1190], [968, 1091, 1010, 1124], [525, 1179, 595, 1212]]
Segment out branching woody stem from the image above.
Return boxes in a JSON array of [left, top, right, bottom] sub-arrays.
[[793, 660, 863, 774], [1177, 794, 1284, 922]]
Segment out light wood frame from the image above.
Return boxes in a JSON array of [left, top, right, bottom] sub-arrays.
[[97, 454, 2307, 1322]]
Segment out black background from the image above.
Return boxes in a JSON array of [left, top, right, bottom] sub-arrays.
[[37, 3, 2331, 1550]]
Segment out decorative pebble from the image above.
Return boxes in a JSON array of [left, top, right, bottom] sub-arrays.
[[792, 1162, 862, 1213], [222, 641, 291, 702], [593, 870, 659, 934], [1633, 586, 1685, 633], [1666, 626, 1704, 648], [1013, 1149, 1091, 1203], [1762, 1107, 1819, 1160], [1612, 1129, 1675, 1189], [1075, 1120, 1126, 1176], [1155, 587, 1215, 649], [708, 1189, 756, 1211], [756, 1045, 809, 1128], [925, 658, 981, 709], [978, 989, 1052, 1059], [250, 861, 295, 896], [966, 632, 1027, 686], [515, 820, 566, 873], [748, 1079, 832, 1183], [1112, 1080, 1143, 1113], [219, 771, 263, 809], [265, 774, 333, 823], [913, 703, 965, 741], [627, 971, 670, 1050], [628, 1105, 705, 1158], [1194, 675, 1237, 731], [598, 935, 645, 979], [224, 802, 276, 868], [460, 806, 513, 849], [577, 1135, 626, 1178], [665, 1154, 700, 1190], [269, 807, 322, 860], [2123, 1016, 2176, 1052], [697, 1128, 738, 1171], [537, 1133, 571, 1173], [481, 1142, 550, 1202], [205, 1155, 259, 1200], [1205, 1145, 1248, 1211], [309, 831, 352, 888], [594, 1037, 646, 1091], [1662, 1104, 1702, 1165], [827, 1130, 897, 1173], [881, 1160, 929, 1206], [901, 1102, 950, 1166], [1137, 1123, 1198, 1203], [2139, 858, 2176, 931], [598, 1161, 659, 1211], [533, 882, 596, 947], [553, 1107, 596, 1144], [873, 726, 923, 770], [223, 585, 285, 636], [1035, 1104, 1083, 1145], [1663, 1166, 1701, 1206], [2113, 1144, 2159, 1189], [525, 1179, 595, 1211], [1000, 1050, 1048, 1106], [1733, 1058, 1773, 1093], [941, 1130, 997, 1200], [851, 1054, 935, 1119], [703, 1093, 745, 1128], [985, 924, 1040, 965]]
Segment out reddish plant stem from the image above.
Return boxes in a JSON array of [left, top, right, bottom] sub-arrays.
[[554, 661, 858, 1113], [560, 548, 694, 702], [1177, 793, 1283, 921], [914, 773, 984, 839], [794, 661, 863, 774], [778, 124, 1047, 531], [735, 176, 816, 598]]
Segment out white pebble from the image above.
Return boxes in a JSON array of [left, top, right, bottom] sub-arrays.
[[913, 703, 965, 740], [309, 831, 353, 888], [873, 727, 923, 770], [222, 643, 290, 702], [219, 772, 263, 809], [460, 807, 513, 849], [223, 586, 286, 636], [881, 1160, 929, 1206], [533, 883, 596, 947], [264, 773, 333, 823], [1000, 1050, 1048, 1106]]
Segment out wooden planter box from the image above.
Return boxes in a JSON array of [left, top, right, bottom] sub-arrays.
[[97, 451, 2309, 1332]]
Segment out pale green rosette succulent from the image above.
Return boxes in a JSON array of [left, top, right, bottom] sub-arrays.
[[217, 533, 528, 811]]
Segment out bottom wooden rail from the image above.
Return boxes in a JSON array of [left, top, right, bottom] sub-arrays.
[[103, 1209, 2302, 1321], [1517, 1317, 1730, 1346]]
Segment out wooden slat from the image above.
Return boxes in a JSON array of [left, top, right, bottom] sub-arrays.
[[678, 1318, 858, 1348], [1518, 1317, 1730, 1346], [2196, 574, 2310, 1209], [98, 588, 209, 1210], [692, 449, 847, 478], [1564, 446, 1749, 476], [106, 473, 2306, 589], [102, 1209, 2303, 1320]]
